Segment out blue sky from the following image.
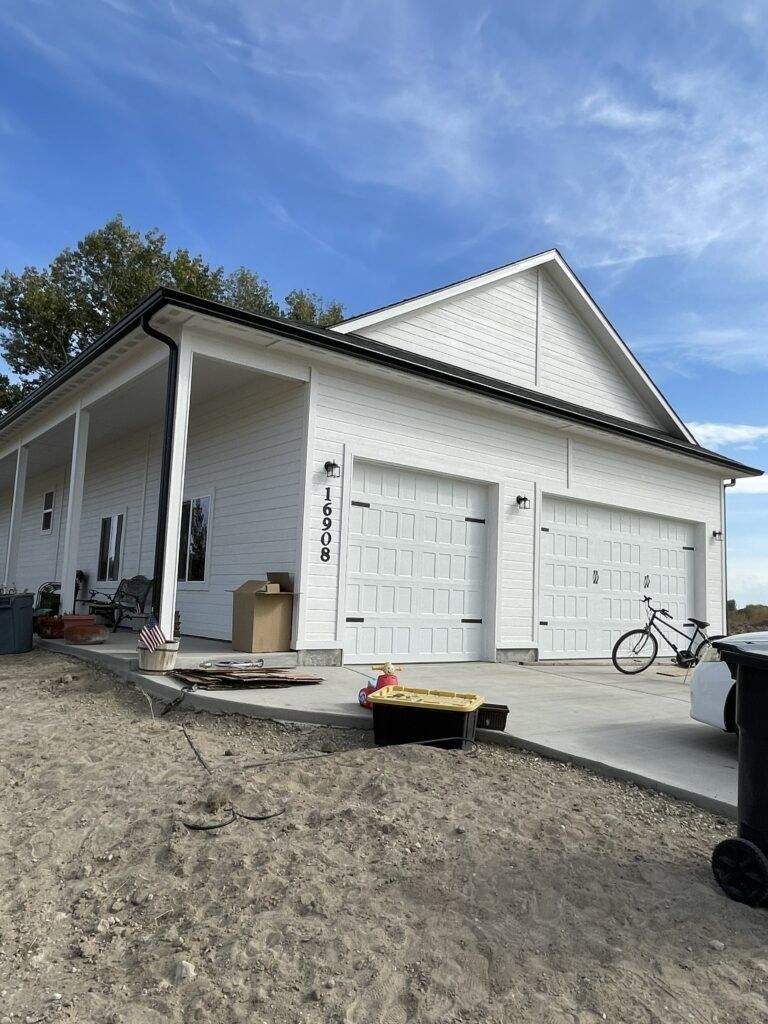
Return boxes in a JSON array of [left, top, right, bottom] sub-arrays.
[[0, 0, 766, 605]]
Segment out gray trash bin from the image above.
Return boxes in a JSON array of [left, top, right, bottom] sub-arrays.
[[0, 592, 34, 654]]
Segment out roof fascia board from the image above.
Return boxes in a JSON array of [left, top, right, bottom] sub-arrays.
[[333, 249, 558, 333]]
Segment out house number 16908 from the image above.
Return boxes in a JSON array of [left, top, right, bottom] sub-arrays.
[[320, 486, 333, 562]]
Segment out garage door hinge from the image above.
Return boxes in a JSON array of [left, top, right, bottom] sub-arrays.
[[540, 527, 550, 532], [346, 617, 365, 623], [351, 501, 370, 508], [465, 516, 486, 524], [683, 545, 695, 551], [461, 618, 483, 624]]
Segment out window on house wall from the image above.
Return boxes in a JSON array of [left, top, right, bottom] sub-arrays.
[[98, 514, 124, 581], [178, 496, 210, 583], [41, 491, 55, 533]]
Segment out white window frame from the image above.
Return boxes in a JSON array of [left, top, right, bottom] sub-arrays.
[[177, 491, 214, 591], [96, 511, 126, 583], [41, 489, 55, 535]]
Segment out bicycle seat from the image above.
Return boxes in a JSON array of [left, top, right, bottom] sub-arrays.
[[687, 617, 710, 628]]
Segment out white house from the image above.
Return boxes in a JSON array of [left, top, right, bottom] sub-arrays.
[[0, 249, 759, 664]]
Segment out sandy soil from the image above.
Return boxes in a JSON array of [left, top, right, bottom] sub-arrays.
[[1, 650, 767, 1024]]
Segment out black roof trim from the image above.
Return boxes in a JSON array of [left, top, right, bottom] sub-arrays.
[[337, 248, 559, 325], [0, 287, 760, 479]]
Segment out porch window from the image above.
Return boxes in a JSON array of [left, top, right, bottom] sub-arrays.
[[41, 490, 55, 533], [98, 514, 124, 581], [178, 496, 210, 583]]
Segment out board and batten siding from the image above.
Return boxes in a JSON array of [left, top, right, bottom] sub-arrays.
[[347, 268, 663, 431], [299, 363, 726, 653]]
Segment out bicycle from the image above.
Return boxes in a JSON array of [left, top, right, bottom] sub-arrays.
[[612, 596, 724, 675]]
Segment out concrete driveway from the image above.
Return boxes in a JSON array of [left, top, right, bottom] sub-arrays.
[[41, 636, 738, 818], [394, 660, 738, 818], [147, 656, 738, 818]]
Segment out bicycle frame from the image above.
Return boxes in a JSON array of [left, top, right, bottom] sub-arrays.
[[645, 608, 706, 658]]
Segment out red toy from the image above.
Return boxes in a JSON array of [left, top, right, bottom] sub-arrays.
[[358, 661, 403, 709]]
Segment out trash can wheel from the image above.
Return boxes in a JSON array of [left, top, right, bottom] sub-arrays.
[[712, 838, 768, 906]]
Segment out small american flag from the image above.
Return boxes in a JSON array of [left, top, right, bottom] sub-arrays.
[[139, 615, 168, 653]]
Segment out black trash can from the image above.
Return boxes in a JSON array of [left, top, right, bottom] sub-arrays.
[[0, 592, 34, 654], [711, 636, 768, 906]]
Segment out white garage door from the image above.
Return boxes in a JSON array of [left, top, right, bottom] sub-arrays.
[[345, 462, 488, 662], [538, 496, 696, 659]]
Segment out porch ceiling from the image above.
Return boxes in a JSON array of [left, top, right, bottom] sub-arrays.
[[85, 353, 256, 446], [0, 416, 76, 483]]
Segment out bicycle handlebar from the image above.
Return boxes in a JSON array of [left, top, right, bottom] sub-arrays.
[[642, 595, 672, 618]]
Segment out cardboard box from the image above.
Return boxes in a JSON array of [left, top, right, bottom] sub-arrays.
[[267, 572, 294, 592], [231, 579, 294, 653]]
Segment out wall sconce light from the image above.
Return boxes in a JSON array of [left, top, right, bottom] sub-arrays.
[[712, 530, 724, 541], [324, 460, 341, 479], [516, 494, 531, 510]]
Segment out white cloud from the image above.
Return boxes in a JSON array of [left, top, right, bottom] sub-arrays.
[[688, 422, 768, 447], [635, 315, 768, 373], [7, 0, 768, 286], [580, 91, 675, 132], [726, 556, 768, 604]]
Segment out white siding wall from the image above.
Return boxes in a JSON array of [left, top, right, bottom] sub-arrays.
[[359, 270, 538, 387], [79, 433, 158, 595], [348, 268, 663, 430], [12, 466, 70, 594], [177, 375, 305, 638], [538, 275, 658, 427], [3, 374, 306, 640], [300, 364, 725, 652]]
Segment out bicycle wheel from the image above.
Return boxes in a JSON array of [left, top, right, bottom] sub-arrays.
[[693, 634, 725, 661], [612, 629, 658, 674]]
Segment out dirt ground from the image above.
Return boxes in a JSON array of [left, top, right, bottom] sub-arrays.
[[1, 650, 767, 1024]]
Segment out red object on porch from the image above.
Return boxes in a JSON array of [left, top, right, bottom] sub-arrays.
[[358, 662, 403, 710], [37, 616, 66, 639]]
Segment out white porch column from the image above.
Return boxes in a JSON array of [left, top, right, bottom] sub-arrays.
[[158, 344, 193, 638], [3, 445, 28, 588], [59, 406, 90, 614]]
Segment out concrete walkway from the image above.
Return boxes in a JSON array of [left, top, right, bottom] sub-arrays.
[[38, 637, 738, 818]]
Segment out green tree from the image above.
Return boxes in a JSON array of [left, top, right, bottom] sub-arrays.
[[0, 215, 343, 413], [283, 288, 345, 328]]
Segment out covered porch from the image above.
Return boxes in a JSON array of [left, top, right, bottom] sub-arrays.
[[0, 312, 311, 648]]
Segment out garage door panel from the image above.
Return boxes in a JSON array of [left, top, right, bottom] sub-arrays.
[[541, 625, 589, 656], [346, 463, 488, 662], [540, 496, 696, 659]]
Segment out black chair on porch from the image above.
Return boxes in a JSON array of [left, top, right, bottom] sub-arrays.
[[87, 575, 154, 632]]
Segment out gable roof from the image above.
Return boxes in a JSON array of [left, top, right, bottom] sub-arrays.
[[334, 248, 694, 443], [0, 287, 760, 479]]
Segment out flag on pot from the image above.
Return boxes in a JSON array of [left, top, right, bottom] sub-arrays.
[[139, 615, 167, 653]]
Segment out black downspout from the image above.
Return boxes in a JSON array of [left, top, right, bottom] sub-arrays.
[[140, 313, 180, 627]]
